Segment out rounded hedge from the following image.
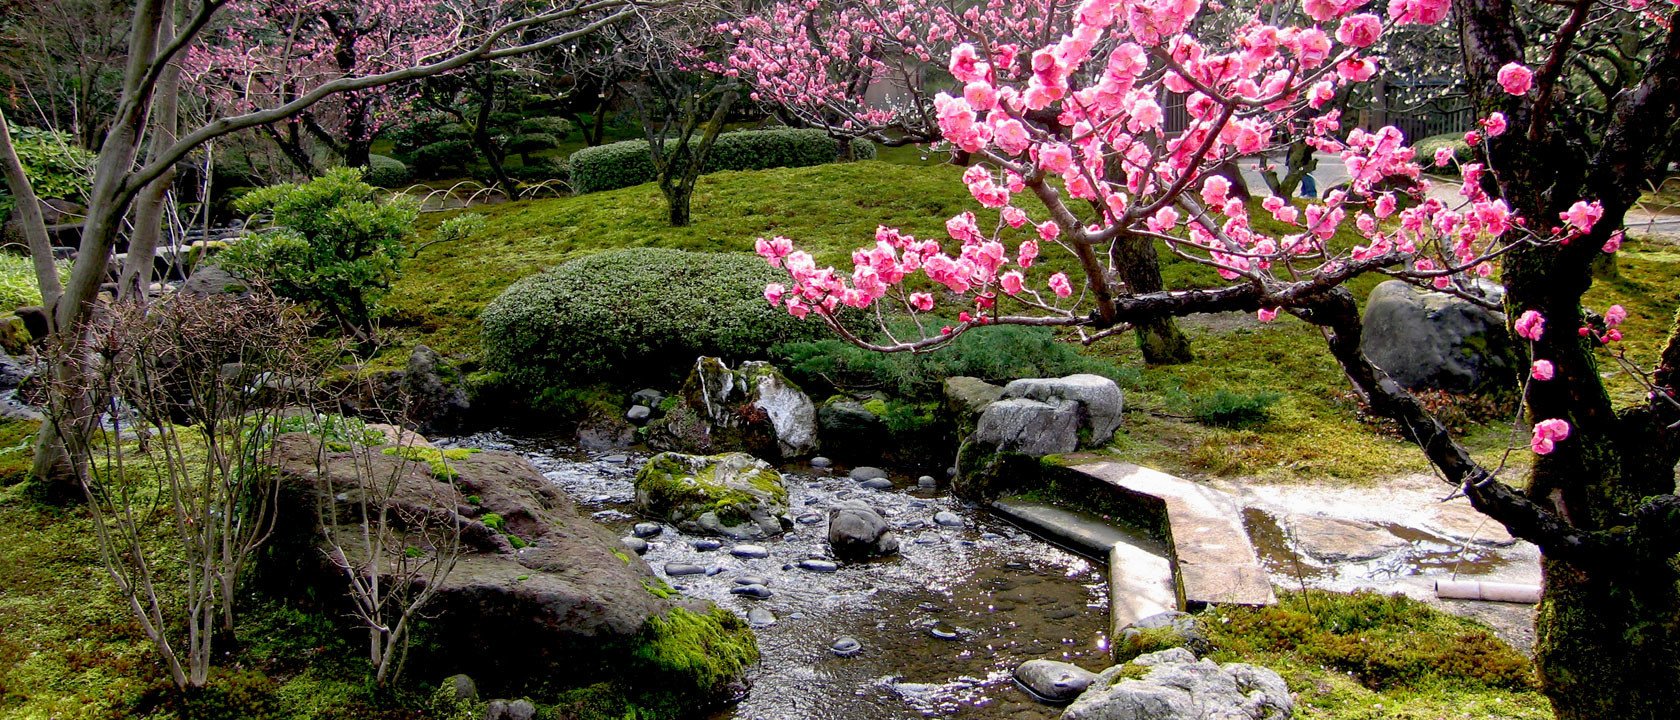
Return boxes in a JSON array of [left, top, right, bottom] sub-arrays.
[[365, 154, 413, 188], [569, 128, 877, 194], [1412, 132, 1473, 176], [481, 248, 832, 388]]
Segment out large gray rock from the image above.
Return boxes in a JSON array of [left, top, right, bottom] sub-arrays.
[[177, 263, 252, 298], [1359, 280, 1519, 394], [973, 397, 1082, 456], [827, 500, 900, 560], [817, 399, 888, 462], [646, 358, 817, 459], [1015, 659, 1098, 703], [1064, 649, 1293, 720], [944, 376, 1005, 435], [634, 451, 790, 539], [401, 344, 471, 434], [265, 434, 753, 701], [1001, 374, 1125, 445]]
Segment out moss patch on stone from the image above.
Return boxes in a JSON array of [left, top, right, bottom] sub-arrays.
[[635, 452, 785, 526], [381, 445, 481, 480]]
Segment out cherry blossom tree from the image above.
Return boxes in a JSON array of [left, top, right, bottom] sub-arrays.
[[721, 0, 1201, 363], [755, 0, 1680, 716], [0, 0, 664, 498]]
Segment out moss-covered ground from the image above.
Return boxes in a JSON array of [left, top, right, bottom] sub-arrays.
[[1197, 591, 1551, 719]]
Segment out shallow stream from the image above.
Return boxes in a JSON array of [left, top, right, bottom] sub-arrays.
[[439, 431, 1113, 720]]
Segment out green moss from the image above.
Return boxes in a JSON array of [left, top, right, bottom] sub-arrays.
[[382, 445, 481, 481], [0, 418, 40, 486], [635, 453, 785, 526], [1196, 590, 1545, 718], [612, 548, 633, 566], [632, 607, 758, 697], [480, 512, 506, 531], [642, 578, 676, 599]]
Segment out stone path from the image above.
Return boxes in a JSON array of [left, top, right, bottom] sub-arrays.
[[991, 498, 1177, 630], [1067, 462, 1277, 608]]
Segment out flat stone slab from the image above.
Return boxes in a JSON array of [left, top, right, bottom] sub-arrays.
[[1069, 462, 1276, 608], [1288, 514, 1409, 562], [990, 498, 1176, 631], [992, 498, 1136, 558], [1110, 540, 1178, 632]]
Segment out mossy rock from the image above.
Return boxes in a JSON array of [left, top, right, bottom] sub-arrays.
[[634, 451, 789, 539]]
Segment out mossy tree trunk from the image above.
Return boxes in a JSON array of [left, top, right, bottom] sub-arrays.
[[1110, 233, 1193, 365]]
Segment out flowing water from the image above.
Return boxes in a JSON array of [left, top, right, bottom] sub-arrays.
[[439, 431, 1113, 720]]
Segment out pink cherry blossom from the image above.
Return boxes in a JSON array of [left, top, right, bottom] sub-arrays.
[[1000, 271, 1025, 295], [1603, 231, 1624, 253], [1482, 112, 1508, 137], [1497, 62, 1533, 96], [1606, 304, 1627, 327], [1258, 307, 1280, 322], [1559, 200, 1603, 233], [1048, 272, 1072, 298], [1530, 418, 1571, 455], [1515, 310, 1545, 341], [910, 292, 935, 312], [1530, 359, 1555, 381], [1335, 15, 1383, 48]]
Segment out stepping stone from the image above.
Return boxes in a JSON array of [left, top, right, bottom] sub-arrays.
[[664, 563, 704, 576], [1068, 462, 1276, 608], [1287, 514, 1408, 562], [731, 584, 773, 599], [731, 544, 770, 559], [633, 523, 663, 538], [850, 466, 888, 481], [798, 559, 839, 573]]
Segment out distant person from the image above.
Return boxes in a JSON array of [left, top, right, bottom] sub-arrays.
[[1301, 173, 1318, 198]]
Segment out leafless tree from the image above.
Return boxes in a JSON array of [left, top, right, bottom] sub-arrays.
[[42, 290, 316, 689]]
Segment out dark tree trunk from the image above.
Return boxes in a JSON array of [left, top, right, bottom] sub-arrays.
[[1111, 234, 1193, 364], [1534, 557, 1680, 720]]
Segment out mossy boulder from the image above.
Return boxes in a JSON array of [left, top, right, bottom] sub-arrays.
[[815, 398, 888, 462], [646, 357, 817, 459], [635, 451, 790, 539], [1359, 280, 1519, 394], [263, 432, 756, 710]]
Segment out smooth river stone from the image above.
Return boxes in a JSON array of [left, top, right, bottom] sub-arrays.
[[731, 544, 770, 559]]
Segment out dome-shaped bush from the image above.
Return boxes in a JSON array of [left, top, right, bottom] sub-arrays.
[[481, 248, 831, 388]]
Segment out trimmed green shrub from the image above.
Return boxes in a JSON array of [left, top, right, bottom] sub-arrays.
[[506, 133, 559, 159], [413, 139, 476, 178], [220, 167, 417, 336], [772, 325, 1139, 400], [480, 248, 832, 388], [517, 116, 574, 137], [1188, 388, 1282, 428], [364, 154, 413, 188], [1412, 132, 1473, 176], [569, 128, 877, 194]]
